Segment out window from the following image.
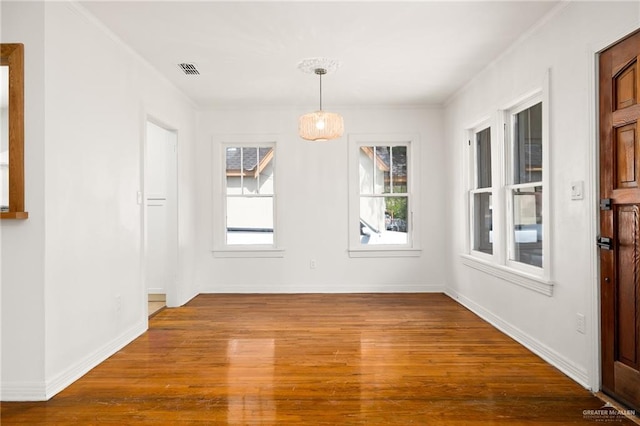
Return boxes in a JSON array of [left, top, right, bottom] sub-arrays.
[[349, 134, 420, 257], [359, 145, 408, 245], [224, 145, 275, 246], [463, 76, 551, 295], [507, 101, 543, 269], [470, 126, 493, 256]]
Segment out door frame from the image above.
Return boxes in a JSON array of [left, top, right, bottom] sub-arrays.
[[590, 24, 640, 393], [142, 114, 180, 313]]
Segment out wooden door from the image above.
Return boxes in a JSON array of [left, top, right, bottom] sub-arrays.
[[599, 30, 640, 411]]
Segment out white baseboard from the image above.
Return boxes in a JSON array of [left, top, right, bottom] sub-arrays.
[[445, 288, 591, 389], [198, 283, 446, 294], [1, 320, 147, 401], [0, 381, 47, 402], [44, 320, 147, 400]]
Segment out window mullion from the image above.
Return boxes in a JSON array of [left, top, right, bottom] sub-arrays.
[[239, 147, 244, 195], [255, 147, 260, 195], [389, 146, 394, 194]]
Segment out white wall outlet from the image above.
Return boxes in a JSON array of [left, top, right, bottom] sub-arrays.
[[576, 313, 586, 334], [570, 181, 584, 200], [115, 295, 122, 314], [310, 259, 317, 269]]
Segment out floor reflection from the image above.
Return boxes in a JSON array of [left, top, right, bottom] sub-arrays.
[[226, 338, 275, 423]]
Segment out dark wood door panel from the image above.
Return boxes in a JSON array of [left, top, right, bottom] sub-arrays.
[[615, 123, 638, 188], [614, 362, 640, 411], [613, 104, 640, 127], [615, 205, 639, 369], [600, 29, 640, 412], [614, 59, 637, 110]]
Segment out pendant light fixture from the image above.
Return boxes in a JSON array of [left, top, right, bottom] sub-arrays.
[[298, 58, 344, 141]]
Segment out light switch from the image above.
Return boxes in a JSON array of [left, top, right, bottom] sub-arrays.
[[571, 181, 583, 200]]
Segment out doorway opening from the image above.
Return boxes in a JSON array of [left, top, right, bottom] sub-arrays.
[[145, 119, 178, 317]]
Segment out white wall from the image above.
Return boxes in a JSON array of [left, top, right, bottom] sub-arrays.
[[444, 2, 640, 390], [1, 1, 198, 400], [1, 0, 47, 400], [195, 107, 446, 293]]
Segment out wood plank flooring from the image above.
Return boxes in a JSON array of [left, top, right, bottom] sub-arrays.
[[2, 293, 637, 424]]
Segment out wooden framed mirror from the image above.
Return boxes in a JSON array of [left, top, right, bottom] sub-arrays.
[[1, 43, 27, 219]]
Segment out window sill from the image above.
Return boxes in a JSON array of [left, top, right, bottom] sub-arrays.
[[213, 248, 285, 258], [460, 254, 553, 296], [1, 211, 29, 219], [349, 248, 422, 258]]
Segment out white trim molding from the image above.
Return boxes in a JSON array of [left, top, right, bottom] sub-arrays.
[[347, 133, 422, 257], [45, 320, 147, 401], [446, 289, 590, 389], [0, 381, 47, 402], [460, 254, 554, 296], [199, 282, 445, 294], [1, 320, 146, 401]]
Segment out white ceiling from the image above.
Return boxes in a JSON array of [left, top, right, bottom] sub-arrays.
[[79, 1, 561, 109]]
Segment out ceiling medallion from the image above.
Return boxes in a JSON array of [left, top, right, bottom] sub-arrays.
[[297, 57, 341, 75]]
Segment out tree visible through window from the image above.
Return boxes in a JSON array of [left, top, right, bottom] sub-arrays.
[[358, 145, 409, 245], [464, 84, 549, 291]]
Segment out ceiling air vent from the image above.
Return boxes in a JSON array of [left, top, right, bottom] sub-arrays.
[[178, 63, 200, 75]]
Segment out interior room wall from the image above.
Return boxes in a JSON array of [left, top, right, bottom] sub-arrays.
[[4, 0, 634, 403], [1, 1, 198, 400], [195, 107, 446, 293], [443, 1, 640, 389], [0, 0, 47, 400]]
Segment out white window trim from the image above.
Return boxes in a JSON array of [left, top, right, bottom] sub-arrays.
[[467, 119, 496, 264], [503, 87, 550, 279], [348, 133, 421, 258], [461, 71, 553, 296], [460, 254, 553, 296], [211, 134, 284, 258]]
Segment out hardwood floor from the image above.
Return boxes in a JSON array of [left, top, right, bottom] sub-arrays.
[[1, 293, 636, 424], [148, 293, 166, 317], [148, 301, 166, 317]]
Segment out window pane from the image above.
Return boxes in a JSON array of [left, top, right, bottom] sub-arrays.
[[476, 127, 491, 188], [224, 144, 276, 247], [391, 146, 407, 193], [473, 192, 493, 254], [513, 102, 542, 184], [359, 146, 375, 194], [0, 66, 7, 211], [226, 147, 274, 197], [257, 147, 274, 195], [359, 196, 408, 245], [241, 147, 259, 194], [226, 196, 274, 245], [511, 186, 542, 267], [225, 147, 242, 195], [374, 146, 391, 194]]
